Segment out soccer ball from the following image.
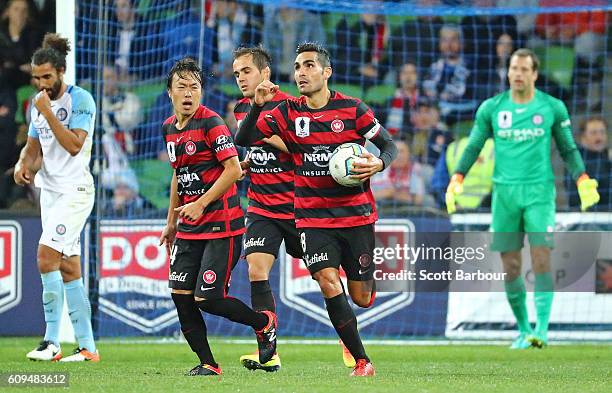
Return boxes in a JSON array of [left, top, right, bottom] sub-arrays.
[[329, 143, 368, 187]]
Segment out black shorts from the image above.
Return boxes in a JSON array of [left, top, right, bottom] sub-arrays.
[[243, 213, 302, 258], [169, 235, 242, 299], [298, 224, 375, 281]]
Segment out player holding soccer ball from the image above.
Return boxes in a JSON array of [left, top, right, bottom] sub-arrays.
[[446, 49, 600, 349], [14, 34, 99, 363], [232, 45, 302, 372], [235, 42, 397, 376]]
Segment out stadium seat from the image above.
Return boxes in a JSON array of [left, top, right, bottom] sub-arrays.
[[322, 13, 360, 43], [136, 0, 151, 14], [15, 84, 36, 124], [278, 83, 299, 97], [387, 15, 411, 28], [451, 120, 474, 139], [215, 82, 298, 100], [217, 82, 242, 99], [328, 83, 363, 99], [443, 15, 462, 23], [132, 159, 172, 210], [534, 46, 575, 90], [133, 81, 166, 109], [364, 84, 395, 106]]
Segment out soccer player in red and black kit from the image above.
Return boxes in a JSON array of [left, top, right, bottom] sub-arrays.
[[235, 43, 397, 377], [232, 46, 302, 372], [158, 57, 277, 376]]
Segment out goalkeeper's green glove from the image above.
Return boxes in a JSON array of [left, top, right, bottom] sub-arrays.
[[445, 173, 464, 215], [577, 174, 600, 211]]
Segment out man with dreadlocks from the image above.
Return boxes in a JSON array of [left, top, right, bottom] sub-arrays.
[[14, 33, 99, 362]]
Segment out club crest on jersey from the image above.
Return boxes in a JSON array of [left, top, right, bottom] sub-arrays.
[[498, 111, 512, 128], [359, 254, 372, 267], [185, 141, 197, 155], [296, 117, 310, 138], [532, 114, 543, 125], [56, 224, 66, 235], [203, 270, 216, 284], [331, 119, 344, 133], [55, 108, 68, 121]]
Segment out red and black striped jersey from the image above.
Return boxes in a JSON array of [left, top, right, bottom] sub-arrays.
[[234, 90, 296, 220], [163, 105, 245, 239], [255, 91, 382, 229]]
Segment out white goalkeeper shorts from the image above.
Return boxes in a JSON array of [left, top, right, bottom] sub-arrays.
[[39, 185, 95, 257]]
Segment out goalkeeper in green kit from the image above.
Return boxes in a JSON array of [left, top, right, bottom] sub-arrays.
[[446, 49, 600, 349]]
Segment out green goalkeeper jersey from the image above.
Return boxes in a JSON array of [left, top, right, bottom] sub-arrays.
[[455, 89, 585, 184]]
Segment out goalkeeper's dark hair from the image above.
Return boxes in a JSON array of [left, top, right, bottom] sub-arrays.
[[31, 33, 71, 71], [233, 45, 272, 71], [166, 57, 203, 90], [296, 42, 331, 68], [511, 48, 540, 72]]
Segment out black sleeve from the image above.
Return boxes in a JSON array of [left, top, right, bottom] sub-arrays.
[[370, 125, 397, 170], [234, 104, 264, 147]]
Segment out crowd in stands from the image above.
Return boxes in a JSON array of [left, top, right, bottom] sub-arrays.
[[1, 0, 610, 216], [0, 0, 53, 211]]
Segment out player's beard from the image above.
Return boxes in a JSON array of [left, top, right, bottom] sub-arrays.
[[47, 79, 63, 100]]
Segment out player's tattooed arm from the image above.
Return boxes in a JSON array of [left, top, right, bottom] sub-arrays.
[[34, 90, 87, 156]]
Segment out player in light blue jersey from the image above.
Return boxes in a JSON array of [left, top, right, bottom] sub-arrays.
[[13, 33, 99, 362]]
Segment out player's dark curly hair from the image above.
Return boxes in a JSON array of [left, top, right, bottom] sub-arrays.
[[31, 33, 71, 71], [233, 45, 272, 71], [296, 42, 331, 68], [166, 57, 203, 89]]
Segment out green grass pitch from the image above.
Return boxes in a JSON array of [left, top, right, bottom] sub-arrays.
[[0, 338, 610, 393]]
